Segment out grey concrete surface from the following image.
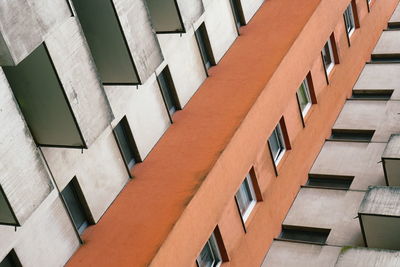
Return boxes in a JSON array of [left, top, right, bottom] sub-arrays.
[[372, 31, 400, 57], [389, 4, 400, 26], [333, 100, 400, 142], [353, 64, 400, 100], [262, 241, 341, 267], [0, 69, 53, 225], [310, 141, 386, 190], [46, 18, 113, 148], [283, 188, 365, 247], [335, 247, 400, 267]]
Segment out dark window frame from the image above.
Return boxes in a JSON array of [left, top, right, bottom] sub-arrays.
[[156, 66, 181, 122], [278, 225, 331, 245], [0, 249, 22, 267], [195, 23, 216, 76]]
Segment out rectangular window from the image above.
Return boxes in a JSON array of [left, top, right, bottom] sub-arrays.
[[157, 66, 180, 116], [195, 23, 215, 70], [61, 178, 91, 234], [344, 4, 356, 37], [0, 250, 22, 267], [322, 38, 335, 75], [307, 174, 354, 189], [279, 226, 331, 244], [196, 232, 222, 267], [229, 0, 245, 29], [330, 129, 375, 142], [268, 123, 286, 164], [236, 173, 257, 222], [114, 117, 140, 170], [297, 78, 312, 117], [351, 89, 393, 100]]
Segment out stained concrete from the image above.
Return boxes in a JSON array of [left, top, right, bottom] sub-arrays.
[[335, 247, 400, 267], [353, 64, 400, 100], [333, 100, 400, 142], [261, 241, 341, 267], [310, 141, 386, 190], [389, 4, 400, 27], [283, 188, 365, 247], [372, 31, 400, 57]]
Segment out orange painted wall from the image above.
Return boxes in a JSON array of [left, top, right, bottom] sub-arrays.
[[67, 0, 399, 266]]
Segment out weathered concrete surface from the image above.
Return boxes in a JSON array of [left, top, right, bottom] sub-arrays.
[[0, 191, 79, 267], [105, 75, 170, 160], [283, 188, 364, 246], [241, 0, 265, 23], [262, 241, 341, 267], [203, 0, 238, 63], [177, 0, 204, 30], [353, 64, 400, 100], [0, 0, 70, 65], [113, 0, 163, 83], [382, 135, 400, 186], [46, 17, 113, 147], [333, 100, 400, 142], [157, 32, 207, 107], [372, 31, 400, 57], [335, 247, 400, 267], [0, 69, 53, 225], [42, 128, 129, 222], [310, 141, 386, 190], [389, 3, 400, 26]]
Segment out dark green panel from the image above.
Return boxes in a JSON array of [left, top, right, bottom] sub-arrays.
[[71, 0, 139, 84], [3, 44, 84, 147], [0, 186, 17, 226], [145, 0, 184, 33]]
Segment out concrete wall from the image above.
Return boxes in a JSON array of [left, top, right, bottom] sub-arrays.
[[241, 0, 264, 23], [0, 69, 53, 225], [113, 0, 164, 83], [0, 0, 71, 66], [105, 74, 171, 160], [46, 17, 113, 148], [42, 127, 130, 222]]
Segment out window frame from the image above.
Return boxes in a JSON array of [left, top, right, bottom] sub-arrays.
[[344, 4, 356, 37], [236, 173, 257, 222], [194, 23, 216, 75], [268, 123, 286, 165], [296, 78, 312, 117], [0, 249, 22, 267], [322, 38, 335, 75], [196, 232, 223, 267], [156, 66, 181, 121]]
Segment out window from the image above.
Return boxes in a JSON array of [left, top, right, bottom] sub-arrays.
[[268, 123, 286, 164], [230, 0, 245, 29], [307, 174, 354, 189], [0, 185, 18, 226], [236, 173, 257, 222], [344, 4, 356, 37], [279, 226, 331, 244], [157, 66, 180, 116], [322, 38, 335, 75], [297, 78, 312, 116], [114, 117, 140, 170], [61, 178, 91, 234], [195, 23, 215, 70], [351, 89, 393, 100], [330, 129, 375, 142], [196, 232, 222, 267], [0, 250, 22, 267]]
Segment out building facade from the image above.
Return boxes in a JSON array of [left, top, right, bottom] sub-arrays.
[[0, 0, 398, 266]]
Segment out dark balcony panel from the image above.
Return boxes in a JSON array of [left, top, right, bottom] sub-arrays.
[[145, 0, 185, 33], [0, 185, 18, 226], [3, 44, 85, 148], [71, 0, 139, 84]]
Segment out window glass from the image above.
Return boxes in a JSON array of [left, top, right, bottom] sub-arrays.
[[269, 124, 286, 162], [61, 180, 89, 234], [195, 24, 214, 70], [0, 250, 21, 267], [297, 79, 312, 115], [344, 4, 355, 35], [158, 67, 178, 115], [114, 117, 138, 169], [197, 233, 222, 267], [236, 174, 256, 221], [322, 39, 334, 74], [0, 186, 17, 226]]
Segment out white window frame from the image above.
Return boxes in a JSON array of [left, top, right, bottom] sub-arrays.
[[269, 123, 286, 164], [236, 173, 257, 222], [196, 232, 222, 267], [344, 4, 355, 37], [297, 79, 312, 117], [322, 38, 335, 75]]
